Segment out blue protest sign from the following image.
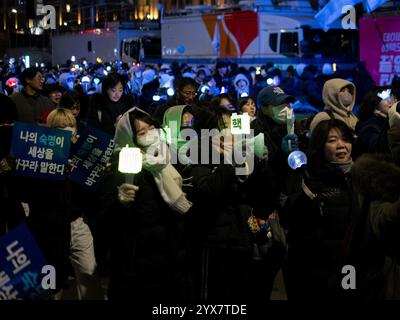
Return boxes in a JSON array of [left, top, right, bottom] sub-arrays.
[[0, 224, 50, 300], [69, 126, 114, 191], [10, 122, 71, 180]]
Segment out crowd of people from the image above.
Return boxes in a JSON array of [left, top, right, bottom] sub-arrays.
[[1, 56, 400, 301]]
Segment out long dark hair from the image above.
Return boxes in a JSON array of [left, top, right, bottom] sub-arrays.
[[210, 93, 237, 113], [308, 119, 355, 166]]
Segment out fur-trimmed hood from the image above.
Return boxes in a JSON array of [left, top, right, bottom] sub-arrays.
[[233, 73, 250, 96], [351, 154, 400, 202]]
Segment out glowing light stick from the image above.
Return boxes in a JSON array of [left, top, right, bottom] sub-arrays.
[[118, 145, 142, 184]]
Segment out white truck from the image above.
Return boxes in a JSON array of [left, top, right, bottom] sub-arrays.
[[51, 22, 161, 65], [161, 1, 358, 67]]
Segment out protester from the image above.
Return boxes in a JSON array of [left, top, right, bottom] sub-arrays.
[[152, 77, 199, 124], [46, 108, 104, 300], [310, 78, 358, 132], [237, 96, 257, 121], [105, 107, 193, 300], [356, 87, 394, 155], [282, 119, 355, 299], [2, 56, 400, 302], [43, 83, 64, 108], [86, 73, 134, 135], [10, 67, 55, 124]]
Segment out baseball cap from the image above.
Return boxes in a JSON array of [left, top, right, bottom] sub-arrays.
[[257, 86, 295, 107]]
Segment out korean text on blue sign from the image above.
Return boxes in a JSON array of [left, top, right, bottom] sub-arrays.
[[10, 122, 71, 180], [69, 126, 114, 190], [0, 224, 50, 300]]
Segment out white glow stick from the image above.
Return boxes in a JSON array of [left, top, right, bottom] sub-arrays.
[[118, 145, 142, 184]]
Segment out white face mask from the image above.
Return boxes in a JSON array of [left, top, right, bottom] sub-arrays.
[[135, 71, 142, 78], [339, 91, 353, 108], [136, 128, 160, 148], [271, 104, 291, 125]]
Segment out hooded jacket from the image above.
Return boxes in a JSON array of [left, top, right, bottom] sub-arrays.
[[106, 107, 193, 300], [114, 107, 192, 215], [233, 73, 250, 99], [310, 79, 358, 132], [162, 105, 188, 154]]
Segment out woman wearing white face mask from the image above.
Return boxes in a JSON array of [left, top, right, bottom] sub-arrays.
[[105, 107, 193, 300], [310, 78, 358, 133]]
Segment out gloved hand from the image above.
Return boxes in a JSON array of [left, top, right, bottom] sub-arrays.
[[281, 134, 299, 154], [118, 183, 139, 206]]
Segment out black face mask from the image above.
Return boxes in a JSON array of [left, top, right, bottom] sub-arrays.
[[0, 125, 14, 159]]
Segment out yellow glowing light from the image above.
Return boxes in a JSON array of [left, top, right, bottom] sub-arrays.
[[59, 10, 63, 26], [78, 7, 81, 25], [118, 146, 142, 174]]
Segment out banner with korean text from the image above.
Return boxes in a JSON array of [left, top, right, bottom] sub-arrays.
[[0, 224, 50, 300], [10, 122, 71, 180], [360, 16, 400, 86], [69, 126, 114, 191]]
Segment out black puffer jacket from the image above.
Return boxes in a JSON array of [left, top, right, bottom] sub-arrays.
[[105, 169, 193, 301], [282, 163, 353, 299]]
